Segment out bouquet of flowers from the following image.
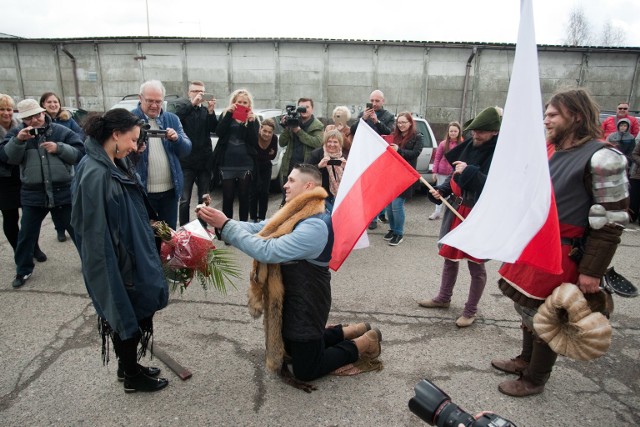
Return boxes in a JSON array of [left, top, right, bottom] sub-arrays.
[[152, 219, 240, 294]]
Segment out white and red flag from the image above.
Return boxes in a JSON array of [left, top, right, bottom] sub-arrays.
[[329, 120, 419, 271], [438, 0, 562, 274]]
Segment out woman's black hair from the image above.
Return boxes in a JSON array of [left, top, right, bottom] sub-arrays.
[[84, 108, 144, 145]]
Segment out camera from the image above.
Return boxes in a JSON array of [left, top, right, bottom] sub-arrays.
[[137, 123, 167, 148], [327, 159, 342, 166], [409, 379, 517, 427], [366, 102, 373, 109], [29, 127, 46, 136], [284, 104, 307, 128]]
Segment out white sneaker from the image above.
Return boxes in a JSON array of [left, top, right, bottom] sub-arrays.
[[428, 212, 441, 220]]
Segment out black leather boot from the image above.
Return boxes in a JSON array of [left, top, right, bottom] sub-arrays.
[[117, 363, 161, 381], [123, 369, 169, 393]]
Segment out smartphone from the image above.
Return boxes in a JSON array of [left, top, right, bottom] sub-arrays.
[[366, 102, 373, 109], [29, 127, 45, 136], [202, 93, 215, 101], [232, 104, 250, 121], [327, 159, 342, 166]]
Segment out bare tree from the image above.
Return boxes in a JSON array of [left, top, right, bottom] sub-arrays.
[[601, 21, 626, 46], [564, 6, 593, 46]]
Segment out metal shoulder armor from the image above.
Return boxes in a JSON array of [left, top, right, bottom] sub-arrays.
[[590, 147, 629, 204]]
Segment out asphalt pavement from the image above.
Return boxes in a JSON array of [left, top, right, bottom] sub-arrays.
[[1, 191, 639, 426]]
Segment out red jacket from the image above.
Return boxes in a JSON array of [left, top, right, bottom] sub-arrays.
[[602, 114, 639, 138]]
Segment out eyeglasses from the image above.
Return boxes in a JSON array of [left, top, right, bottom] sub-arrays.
[[189, 89, 205, 93], [618, 107, 628, 110], [23, 112, 43, 122], [142, 98, 163, 106]]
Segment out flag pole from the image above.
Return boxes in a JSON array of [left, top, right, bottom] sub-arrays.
[[419, 176, 465, 221]]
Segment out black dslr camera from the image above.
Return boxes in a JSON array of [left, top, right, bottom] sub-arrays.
[[409, 379, 517, 427], [137, 123, 167, 149], [284, 104, 307, 128], [29, 127, 46, 136]]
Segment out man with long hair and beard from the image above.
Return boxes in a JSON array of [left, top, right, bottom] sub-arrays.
[[494, 88, 630, 397]]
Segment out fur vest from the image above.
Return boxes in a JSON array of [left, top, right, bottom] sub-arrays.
[[247, 186, 328, 372]]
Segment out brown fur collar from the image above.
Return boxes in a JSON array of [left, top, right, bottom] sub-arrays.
[[247, 186, 328, 372], [57, 109, 72, 121]]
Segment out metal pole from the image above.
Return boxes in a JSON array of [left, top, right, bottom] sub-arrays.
[[146, 0, 150, 36], [60, 45, 81, 109]]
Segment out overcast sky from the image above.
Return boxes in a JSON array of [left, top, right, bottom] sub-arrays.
[[3, 0, 640, 46]]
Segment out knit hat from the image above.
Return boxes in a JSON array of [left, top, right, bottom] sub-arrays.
[[16, 99, 46, 119], [463, 106, 502, 132]]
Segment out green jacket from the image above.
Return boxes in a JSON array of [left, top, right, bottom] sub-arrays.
[[279, 116, 323, 184]]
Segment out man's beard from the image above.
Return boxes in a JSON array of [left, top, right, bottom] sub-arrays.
[[547, 122, 572, 148]]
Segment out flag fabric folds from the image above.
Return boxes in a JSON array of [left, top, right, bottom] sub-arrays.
[[438, 0, 562, 274], [329, 120, 420, 271]]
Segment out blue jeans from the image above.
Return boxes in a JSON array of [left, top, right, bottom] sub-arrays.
[[15, 205, 74, 276], [386, 197, 406, 236], [179, 168, 211, 226], [148, 189, 178, 230]]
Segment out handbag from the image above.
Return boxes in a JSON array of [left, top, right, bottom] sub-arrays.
[[601, 267, 638, 298]]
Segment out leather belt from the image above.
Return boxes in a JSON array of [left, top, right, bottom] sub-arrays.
[[448, 195, 463, 207]]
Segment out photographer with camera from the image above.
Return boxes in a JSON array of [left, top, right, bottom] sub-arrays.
[[0, 94, 47, 264], [350, 89, 395, 229], [278, 98, 324, 204], [173, 81, 218, 226], [131, 80, 191, 229], [1, 99, 84, 289], [350, 89, 395, 137]]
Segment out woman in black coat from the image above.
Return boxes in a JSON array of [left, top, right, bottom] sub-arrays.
[[212, 89, 259, 221]]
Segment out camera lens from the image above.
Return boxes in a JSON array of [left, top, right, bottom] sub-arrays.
[[409, 380, 475, 427], [409, 380, 450, 425], [435, 402, 475, 427]]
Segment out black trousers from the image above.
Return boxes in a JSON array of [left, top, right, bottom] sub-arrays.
[[109, 316, 154, 375], [250, 161, 272, 220], [284, 324, 359, 381], [111, 331, 140, 375]]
